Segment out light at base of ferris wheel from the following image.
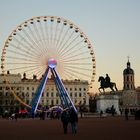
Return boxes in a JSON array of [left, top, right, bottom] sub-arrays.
[[48, 58, 57, 69]]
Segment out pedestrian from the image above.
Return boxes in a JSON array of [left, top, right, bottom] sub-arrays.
[[125, 107, 129, 120], [111, 105, 115, 116], [69, 108, 78, 134], [100, 110, 103, 118], [79, 105, 83, 118], [119, 108, 123, 116], [15, 113, 18, 121], [61, 110, 69, 134]]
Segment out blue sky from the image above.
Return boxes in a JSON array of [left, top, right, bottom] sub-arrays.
[[0, 0, 140, 93]]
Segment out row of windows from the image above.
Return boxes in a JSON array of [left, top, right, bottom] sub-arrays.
[[0, 92, 85, 98], [124, 76, 133, 82], [0, 98, 85, 105], [125, 84, 134, 89], [0, 86, 87, 91], [0, 87, 35, 91], [27, 98, 83, 105], [0, 100, 19, 105]]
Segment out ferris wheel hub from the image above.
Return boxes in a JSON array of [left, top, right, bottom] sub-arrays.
[[48, 58, 57, 68]]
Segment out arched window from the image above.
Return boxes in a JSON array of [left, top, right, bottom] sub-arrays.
[[127, 76, 129, 81]]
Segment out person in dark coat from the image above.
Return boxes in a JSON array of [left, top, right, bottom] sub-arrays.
[[125, 107, 129, 120], [69, 108, 78, 134], [61, 110, 69, 134]]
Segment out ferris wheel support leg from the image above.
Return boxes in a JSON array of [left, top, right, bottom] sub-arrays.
[[51, 69, 69, 109], [53, 68, 77, 113], [30, 68, 50, 113]]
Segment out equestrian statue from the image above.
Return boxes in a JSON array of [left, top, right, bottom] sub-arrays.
[[98, 74, 118, 93]]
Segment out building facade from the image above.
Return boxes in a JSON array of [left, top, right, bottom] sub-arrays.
[[0, 72, 89, 114]]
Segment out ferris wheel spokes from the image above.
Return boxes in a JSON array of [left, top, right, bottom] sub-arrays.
[[1, 16, 96, 110]]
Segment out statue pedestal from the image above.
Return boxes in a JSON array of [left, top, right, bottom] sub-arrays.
[[96, 94, 120, 114]]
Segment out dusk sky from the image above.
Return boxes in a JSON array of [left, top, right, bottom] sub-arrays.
[[0, 0, 140, 93]]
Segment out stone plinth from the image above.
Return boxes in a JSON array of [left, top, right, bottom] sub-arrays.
[[96, 94, 120, 114]]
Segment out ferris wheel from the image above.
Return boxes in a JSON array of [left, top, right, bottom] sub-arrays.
[[1, 16, 96, 111]]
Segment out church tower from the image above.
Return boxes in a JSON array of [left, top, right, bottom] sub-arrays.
[[123, 59, 135, 90]]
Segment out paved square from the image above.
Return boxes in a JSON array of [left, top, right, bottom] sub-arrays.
[[0, 117, 140, 140]]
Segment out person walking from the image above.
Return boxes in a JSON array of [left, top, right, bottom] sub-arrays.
[[69, 108, 78, 134], [15, 113, 18, 121], [100, 110, 103, 118], [79, 105, 83, 118], [61, 110, 69, 134], [125, 107, 129, 120]]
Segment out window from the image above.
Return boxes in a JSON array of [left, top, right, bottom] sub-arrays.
[[22, 92, 25, 97], [51, 100, 54, 105], [46, 92, 49, 97], [5, 92, 8, 96], [26, 93, 29, 97], [6, 87, 9, 90], [83, 88, 86, 91], [56, 93, 59, 97], [56, 100, 59, 104], [70, 92, 72, 97], [32, 92, 34, 97], [127, 76, 129, 81]]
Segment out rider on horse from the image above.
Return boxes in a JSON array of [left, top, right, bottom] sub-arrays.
[[105, 74, 111, 87], [98, 74, 118, 93]]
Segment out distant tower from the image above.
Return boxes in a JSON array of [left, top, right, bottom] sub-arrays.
[[123, 58, 135, 90]]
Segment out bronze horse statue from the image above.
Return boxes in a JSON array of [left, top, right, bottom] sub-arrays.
[[98, 76, 118, 93]]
